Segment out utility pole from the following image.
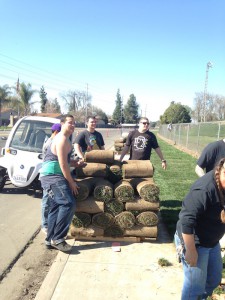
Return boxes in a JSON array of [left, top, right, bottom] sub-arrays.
[[85, 83, 88, 126], [202, 62, 213, 122], [16, 76, 20, 117]]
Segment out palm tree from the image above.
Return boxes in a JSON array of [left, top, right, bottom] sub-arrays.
[[0, 84, 12, 118], [18, 83, 37, 116]]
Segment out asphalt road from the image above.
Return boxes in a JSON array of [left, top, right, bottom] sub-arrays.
[[0, 128, 122, 278], [0, 187, 42, 276]]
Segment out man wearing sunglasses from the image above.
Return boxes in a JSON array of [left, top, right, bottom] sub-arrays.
[[119, 117, 167, 169]]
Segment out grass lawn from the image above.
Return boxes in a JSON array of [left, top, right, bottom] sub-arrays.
[[150, 137, 198, 237]]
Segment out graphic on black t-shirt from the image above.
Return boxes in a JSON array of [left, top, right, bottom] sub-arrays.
[[88, 134, 99, 150], [134, 136, 148, 151], [75, 130, 104, 152]]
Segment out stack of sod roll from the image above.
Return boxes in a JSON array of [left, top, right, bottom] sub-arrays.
[[69, 150, 160, 239], [114, 136, 126, 153]]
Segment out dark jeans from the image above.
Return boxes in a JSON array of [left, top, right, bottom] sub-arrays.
[[41, 189, 49, 229], [45, 180, 76, 245]]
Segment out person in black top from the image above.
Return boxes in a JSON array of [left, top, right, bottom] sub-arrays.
[[195, 139, 225, 177], [119, 117, 167, 169], [74, 116, 105, 159], [175, 158, 225, 299]]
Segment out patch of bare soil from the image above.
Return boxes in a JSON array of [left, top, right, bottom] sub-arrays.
[[0, 231, 58, 300]]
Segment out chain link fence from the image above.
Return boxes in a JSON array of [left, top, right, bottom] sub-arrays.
[[158, 122, 225, 157]]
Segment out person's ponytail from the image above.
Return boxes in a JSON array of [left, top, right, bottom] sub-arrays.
[[214, 158, 225, 224]]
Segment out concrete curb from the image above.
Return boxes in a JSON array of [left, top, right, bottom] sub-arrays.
[[34, 239, 75, 300]]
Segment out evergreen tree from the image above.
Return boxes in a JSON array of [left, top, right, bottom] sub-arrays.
[[112, 89, 123, 124], [39, 86, 48, 113], [123, 94, 139, 123], [160, 102, 191, 124]]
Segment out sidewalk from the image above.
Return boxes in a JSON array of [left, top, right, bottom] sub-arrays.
[[35, 215, 183, 300]]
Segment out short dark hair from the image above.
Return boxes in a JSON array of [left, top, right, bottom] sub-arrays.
[[86, 115, 96, 122], [60, 114, 74, 123]]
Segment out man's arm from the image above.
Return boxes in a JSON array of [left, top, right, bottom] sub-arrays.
[[56, 138, 79, 195], [74, 143, 84, 159], [120, 145, 130, 162], [182, 233, 198, 267], [195, 165, 205, 177], [154, 147, 167, 170]]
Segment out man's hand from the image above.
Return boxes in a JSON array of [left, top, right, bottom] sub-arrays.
[[70, 181, 79, 196], [75, 159, 85, 167], [70, 158, 85, 168], [161, 160, 167, 170], [185, 247, 198, 267]]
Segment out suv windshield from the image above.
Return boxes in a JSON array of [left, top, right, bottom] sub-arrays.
[[10, 120, 54, 153]]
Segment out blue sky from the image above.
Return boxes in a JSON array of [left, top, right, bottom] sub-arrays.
[[0, 0, 224, 121]]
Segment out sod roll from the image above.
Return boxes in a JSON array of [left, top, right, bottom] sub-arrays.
[[114, 142, 124, 148], [122, 160, 154, 178], [76, 163, 107, 178], [115, 211, 136, 229], [114, 146, 123, 152], [106, 164, 122, 184], [92, 212, 115, 229], [114, 137, 126, 143], [124, 225, 157, 238], [104, 224, 124, 237], [69, 225, 104, 237], [93, 178, 114, 203], [125, 198, 160, 211], [114, 179, 135, 202], [109, 164, 121, 175], [85, 150, 114, 164], [104, 199, 124, 216], [136, 180, 160, 202], [75, 177, 96, 201], [72, 212, 92, 228], [76, 197, 104, 213], [136, 211, 159, 226]]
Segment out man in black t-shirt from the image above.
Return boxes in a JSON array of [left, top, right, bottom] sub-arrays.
[[195, 139, 225, 177], [74, 116, 105, 159], [119, 117, 167, 169]]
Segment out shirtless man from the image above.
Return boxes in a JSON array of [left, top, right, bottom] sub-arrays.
[[40, 114, 79, 252]]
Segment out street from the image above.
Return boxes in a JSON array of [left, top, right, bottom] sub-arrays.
[[0, 187, 42, 276]]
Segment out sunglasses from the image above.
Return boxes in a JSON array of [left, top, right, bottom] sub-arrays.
[[140, 122, 149, 125]]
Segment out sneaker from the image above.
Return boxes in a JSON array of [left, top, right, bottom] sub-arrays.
[[51, 241, 72, 253], [45, 244, 54, 250]]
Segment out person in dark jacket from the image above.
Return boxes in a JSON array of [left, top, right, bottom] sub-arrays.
[[175, 158, 225, 299], [195, 139, 225, 177]]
